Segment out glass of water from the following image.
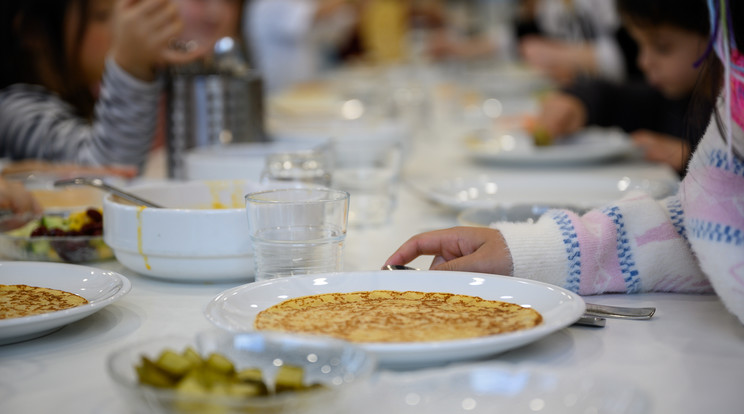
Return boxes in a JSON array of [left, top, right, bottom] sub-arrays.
[[332, 122, 404, 227], [245, 188, 349, 281], [259, 144, 333, 187]]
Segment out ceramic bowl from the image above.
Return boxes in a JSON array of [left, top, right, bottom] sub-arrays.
[[103, 180, 270, 282], [183, 141, 328, 181]]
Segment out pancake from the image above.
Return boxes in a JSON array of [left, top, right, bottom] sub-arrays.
[[254, 290, 543, 343], [0, 284, 89, 319]]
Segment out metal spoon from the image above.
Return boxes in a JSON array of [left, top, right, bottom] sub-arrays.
[[53, 177, 163, 208], [384, 265, 655, 320]]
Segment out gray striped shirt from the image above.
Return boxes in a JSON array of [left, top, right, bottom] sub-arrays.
[[0, 58, 161, 169]]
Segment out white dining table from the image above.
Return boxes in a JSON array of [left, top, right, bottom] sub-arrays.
[[2, 85, 744, 414]]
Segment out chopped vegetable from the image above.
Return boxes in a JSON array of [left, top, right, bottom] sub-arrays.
[[135, 347, 323, 399]]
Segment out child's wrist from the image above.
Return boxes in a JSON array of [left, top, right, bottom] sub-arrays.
[[111, 51, 155, 82]]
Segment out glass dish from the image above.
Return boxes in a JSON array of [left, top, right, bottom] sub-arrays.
[[107, 331, 377, 414], [0, 213, 113, 263]]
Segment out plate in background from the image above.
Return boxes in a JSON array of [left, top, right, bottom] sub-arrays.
[[410, 174, 678, 211], [458, 203, 590, 227], [464, 128, 636, 166]]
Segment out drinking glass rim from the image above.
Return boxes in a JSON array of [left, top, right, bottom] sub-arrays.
[[245, 187, 349, 204]]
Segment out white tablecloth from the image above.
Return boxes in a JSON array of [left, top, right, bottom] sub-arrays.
[[2, 111, 743, 414]]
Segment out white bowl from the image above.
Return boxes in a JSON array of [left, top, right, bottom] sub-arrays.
[[183, 141, 327, 181], [103, 180, 267, 282]]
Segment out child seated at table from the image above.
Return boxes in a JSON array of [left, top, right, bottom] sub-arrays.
[[385, 0, 744, 325], [535, 0, 713, 174], [0, 0, 204, 173]]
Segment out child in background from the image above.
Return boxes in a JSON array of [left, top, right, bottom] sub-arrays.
[[0, 0, 204, 172], [385, 0, 744, 325], [536, 0, 713, 173], [177, 0, 243, 52], [246, 0, 360, 93], [517, 0, 631, 85]]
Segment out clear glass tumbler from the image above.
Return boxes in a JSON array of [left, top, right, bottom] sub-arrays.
[[245, 188, 349, 281]]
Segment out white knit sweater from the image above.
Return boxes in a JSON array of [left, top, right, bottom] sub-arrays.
[[495, 97, 744, 324]]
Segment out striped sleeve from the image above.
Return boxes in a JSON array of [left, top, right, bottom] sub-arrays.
[[492, 191, 712, 295], [681, 108, 744, 324], [0, 58, 161, 168]]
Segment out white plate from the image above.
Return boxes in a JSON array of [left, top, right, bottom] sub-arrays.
[[464, 128, 636, 165], [412, 174, 678, 211], [0, 261, 131, 345], [458, 203, 590, 227], [204, 270, 585, 368]]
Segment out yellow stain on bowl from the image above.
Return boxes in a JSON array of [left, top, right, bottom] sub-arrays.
[[205, 181, 245, 209], [136, 206, 151, 270]]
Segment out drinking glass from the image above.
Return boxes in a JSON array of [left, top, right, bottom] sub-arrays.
[[332, 122, 404, 227], [259, 144, 333, 187], [245, 188, 349, 281]]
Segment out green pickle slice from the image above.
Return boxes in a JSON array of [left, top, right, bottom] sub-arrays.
[[134, 347, 323, 399]]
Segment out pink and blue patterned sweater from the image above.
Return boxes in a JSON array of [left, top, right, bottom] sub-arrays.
[[494, 98, 744, 324]]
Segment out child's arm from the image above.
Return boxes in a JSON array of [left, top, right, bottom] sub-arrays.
[[0, 58, 160, 168], [493, 193, 711, 295]]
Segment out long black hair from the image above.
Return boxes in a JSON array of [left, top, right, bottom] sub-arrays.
[[617, 0, 710, 36], [0, 0, 95, 118], [691, 0, 744, 157]]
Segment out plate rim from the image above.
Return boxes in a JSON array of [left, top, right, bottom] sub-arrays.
[[204, 270, 585, 365], [465, 129, 635, 164], [0, 261, 132, 333], [411, 174, 678, 210]]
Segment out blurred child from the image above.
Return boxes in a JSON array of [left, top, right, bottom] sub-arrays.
[[246, 0, 359, 93], [0, 0, 203, 172], [537, 0, 713, 173], [177, 0, 243, 52], [385, 0, 744, 324], [518, 0, 631, 84]]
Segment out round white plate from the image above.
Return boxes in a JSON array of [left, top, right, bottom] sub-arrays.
[[204, 270, 585, 368], [412, 174, 678, 211], [0, 261, 131, 345], [464, 128, 636, 166]]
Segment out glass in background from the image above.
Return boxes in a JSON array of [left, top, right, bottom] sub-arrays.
[[260, 142, 334, 187], [331, 122, 404, 227]]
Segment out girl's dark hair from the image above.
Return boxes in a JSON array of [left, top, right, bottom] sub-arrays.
[[617, 0, 710, 36], [690, 0, 744, 158], [0, 0, 95, 118]]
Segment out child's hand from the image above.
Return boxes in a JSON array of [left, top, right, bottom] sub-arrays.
[[536, 92, 587, 139], [383, 227, 514, 276], [520, 36, 595, 85], [112, 0, 205, 81], [631, 130, 690, 173]]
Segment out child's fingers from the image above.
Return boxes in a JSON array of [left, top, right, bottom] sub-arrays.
[[129, 0, 173, 18]]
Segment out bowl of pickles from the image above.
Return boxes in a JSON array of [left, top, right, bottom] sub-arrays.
[[0, 207, 113, 263], [106, 331, 377, 414]]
